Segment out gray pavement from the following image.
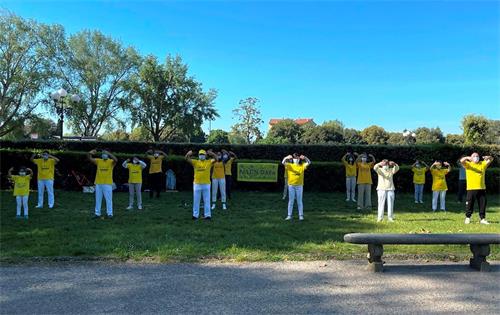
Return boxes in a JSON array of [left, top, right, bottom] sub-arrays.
[[0, 260, 499, 314]]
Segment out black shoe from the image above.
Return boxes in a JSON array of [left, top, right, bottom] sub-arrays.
[[204, 216, 211, 220], [192, 216, 198, 220], [107, 215, 113, 219], [92, 215, 101, 220]]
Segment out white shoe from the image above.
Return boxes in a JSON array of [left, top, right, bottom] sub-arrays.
[[345, 198, 350, 202], [138, 205, 142, 210], [480, 219, 490, 225], [36, 205, 42, 209], [285, 216, 292, 221], [299, 216, 304, 221], [211, 204, 216, 210], [222, 204, 227, 210], [419, 201, 424, 204], [414, 201, 419, 204], [357, 206, 362, 210], [377, 218, 382, 222], [126, 206, 133, 210], [388, 218, 394, 222], [352, 199, 357, 202], [282, 196, 286, 200], [465, 217, 471, 224]]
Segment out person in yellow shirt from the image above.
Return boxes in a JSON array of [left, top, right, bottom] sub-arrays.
[[88, 149, 117, 218], [460, 153, 494, 225], [211, 152, 228, 210], [8, 166, 33, 219], [31, 151, 59, 209], [122, 156, 147, 210], [411, 160, 428, 204], [374, 160, 399, 222], [430, 160, 451, 212], [146, 149, 167, 199], [221, 149, 237, 200], [186, 149, 217, 220], [282, 153, 311, 221], [356, 153, 376, 210], [341, 151, 358, 202]]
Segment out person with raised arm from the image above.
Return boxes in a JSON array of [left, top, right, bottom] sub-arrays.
[[31, 151, 59, 209], [356, 153, 376, 210], [341, 150, 358, 202], [411, 159, 428, 204], [374, 159, 399, 222], [186, 149, 217, 220], [122, 156, 147, 210], [145, 148, 167, 198], [282, 153, 311, 221], [430, 160, 451, 212], [8, 166, 33, 219], [88, 149, 117, 219]]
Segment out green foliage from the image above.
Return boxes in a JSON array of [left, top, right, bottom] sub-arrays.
[[231, 97, 263, 144], [462, 114, 490, 145], [414, 127, 445, 144], [387, 132, 406, 145], [129, 126, 152, 142], [360, 125, 389, 144], [343, 128, 365, 144], [267, 119, 303, 144], [101, 129, 130, 141], [1, 117, 57, 140], [207, 129, 230, 144], [446, 134, 464, 146]]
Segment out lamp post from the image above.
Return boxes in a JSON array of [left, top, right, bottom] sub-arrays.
[[50, 88, 80, 139]]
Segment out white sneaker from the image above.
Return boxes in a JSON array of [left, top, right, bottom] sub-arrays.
[[419, 201, 424, 204], [138, 205, 142, 210], [299, 216, 304, 221], [345, 198, 350, 202], [211, 204, 216, 210], [357, 206, 362, 210], [388, 218, 394, 222], [36, 205, 42, 209], [480, 219, 490, 225], [415, 201, 419, 204], [285, 216, 292, 221], [222, 204, 227, 210], [126, 206, 133, 210], [377, 218, 382, 222], [465, 217, 471, 224], [352, 199, 357, 202]]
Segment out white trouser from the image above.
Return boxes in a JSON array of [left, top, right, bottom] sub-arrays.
[[193, 184, 211, 218], [288, 185, 304, 217], [432, 191, 446, 210], [37, 179, 54, 208], [346, 176, 356, 200], [16, 196, 29, 216], [377, 190, 395, 220], [95, 184, 113, 216], [129, 183, 142, 207], [211, 178, 226, 203]]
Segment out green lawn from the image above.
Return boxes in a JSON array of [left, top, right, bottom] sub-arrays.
[[0, 190, 498, 262]]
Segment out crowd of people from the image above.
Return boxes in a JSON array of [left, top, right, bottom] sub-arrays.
[[6, 149, 494, 225]]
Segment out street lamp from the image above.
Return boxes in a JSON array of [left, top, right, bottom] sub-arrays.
[[51, 88, 80, 139]]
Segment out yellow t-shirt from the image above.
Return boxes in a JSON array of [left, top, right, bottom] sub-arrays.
[[212, 161, 225, 179], [191, 159, 214, 184], [412, 167, 427, 184], [342, 160, 357, 177], [431, 168, 449, 191], [33, 158, 55, 180], [285, 163, 309, 186], [12, 175, 31, 196], [357, 162, 374, 184], [224, 158, 234, 176], [94, 159, 115, 185], [127, 163, 143, 184], [148, 156, 164, 174], [464, 161, 488, 190]]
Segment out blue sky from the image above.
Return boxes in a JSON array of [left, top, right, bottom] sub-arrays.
[[3, 0, 499, 135]]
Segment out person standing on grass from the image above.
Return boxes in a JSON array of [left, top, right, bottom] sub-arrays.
[[186, 149, 217, 220], [430, 160, 451, 212], [146, 149, 167, 198], [341, 151, 358, 202], [356, 153, 376, 210], [122, 156, 147, 210], [374, 160, 399, 222], [222, 149, 237, 200], [460, 153, 494, 225], [282, 166, 288, 200], [8, 167, 33, 219], [211, 152, 227, 210], [30, 151, 59, 209], [457, 157, 467, 203], [283, 153, 311, 221], [88, 149, 117, 219], [411, 160, 428, 204]]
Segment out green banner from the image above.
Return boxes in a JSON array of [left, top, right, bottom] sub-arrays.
[[237, 163, 278, 182]]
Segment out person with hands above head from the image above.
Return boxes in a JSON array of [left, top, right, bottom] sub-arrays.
[[460, 153, 494, 225], [8, 166, 33, 219], [341, 150, 358, 202], [186, 149, 217, 220], [211, 151, 227, 211], [374, 160, 399, 222], [30, 151, 59, 209], [411, 160, 428, 204], [356, 153, 376, 210], [221, 149, 237, 200], [146, 148, 167, 199], [122, 156, 147, 210], [88, 149, 117, 219], [430, 160, 451, 212], [282, 153, 311, 221]]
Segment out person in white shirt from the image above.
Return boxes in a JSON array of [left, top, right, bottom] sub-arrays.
[[374, 160, 399, 222]]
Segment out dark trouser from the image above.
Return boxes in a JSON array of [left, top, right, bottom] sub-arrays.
[[149, 173, 163, 198], [225, 175, 233, 199], [457, 180, 466, 202], [466, 189, 487, 219]]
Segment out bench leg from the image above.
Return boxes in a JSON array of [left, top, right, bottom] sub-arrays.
[[367, 244, 384, 272], [469, 244, 491, 272]]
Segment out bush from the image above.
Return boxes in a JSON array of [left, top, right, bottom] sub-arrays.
[[1, 149, 498, 194]]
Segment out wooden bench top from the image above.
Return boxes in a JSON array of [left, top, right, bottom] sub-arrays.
[[344, 233, 500, 245]]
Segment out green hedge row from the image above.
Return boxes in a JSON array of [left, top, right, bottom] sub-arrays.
[[1, 149, 499, 194], [1, 140, 499, 167]]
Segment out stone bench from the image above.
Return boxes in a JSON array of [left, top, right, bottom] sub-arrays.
[[344, 233, 500, 272]]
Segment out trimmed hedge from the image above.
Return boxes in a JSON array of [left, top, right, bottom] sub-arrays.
[[1, 149, 499, 194], [1, 140, 499, 167]]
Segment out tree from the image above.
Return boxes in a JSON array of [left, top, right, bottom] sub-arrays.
[[100, 129, 130, 141], [387, 132, 406, 145], [360, 125, 389, 144], [256, 135, 289, 144], [267, 119, 302, 144], [125, 55, 217, 142], [300, 124, 344, 144], [461, 115, 490, 145], [56, 30, 141, 137], [343, 128, 365, 144], [414, 127, 444, 144], [486, 120, 500, 145], [231, 97, 263, 144], [207, 129, 230, 144], [0, 13, 63, 137], [129, 126, 153, 142], [1, 116, 57, 140], [445, 134, 464, 146], [228, 131, 247, 144]]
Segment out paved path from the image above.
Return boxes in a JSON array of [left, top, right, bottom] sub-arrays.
[[1, 261, 499, 314]]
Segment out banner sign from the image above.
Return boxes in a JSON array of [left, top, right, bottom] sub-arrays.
[[237, 163, 278, 182]]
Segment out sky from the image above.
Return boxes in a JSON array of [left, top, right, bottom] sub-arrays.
[[2, 0, 499, 135]]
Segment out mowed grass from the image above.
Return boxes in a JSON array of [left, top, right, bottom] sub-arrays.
[[0, 190, 499, 262]]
